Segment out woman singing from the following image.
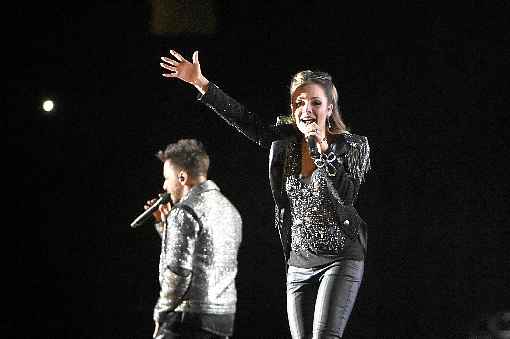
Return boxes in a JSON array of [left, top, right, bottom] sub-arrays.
[[160, 50, 371, 339]]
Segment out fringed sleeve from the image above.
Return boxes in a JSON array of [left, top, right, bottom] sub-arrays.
[[343, 133, 371, 184]]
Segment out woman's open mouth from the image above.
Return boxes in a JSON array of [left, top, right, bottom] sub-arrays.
[[300, 117, 316, 124]]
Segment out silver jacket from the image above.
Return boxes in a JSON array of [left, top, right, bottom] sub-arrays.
[[153, 180, 242, 322]]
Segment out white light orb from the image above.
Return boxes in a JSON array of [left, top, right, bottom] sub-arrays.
[[42, 100, 55, 112]]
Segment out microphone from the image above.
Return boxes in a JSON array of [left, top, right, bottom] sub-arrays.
[[307, 135, 321, 158], [130, 193, 171, 228]]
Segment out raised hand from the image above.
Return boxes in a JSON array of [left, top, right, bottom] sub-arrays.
[[160, 50, 209, 94]]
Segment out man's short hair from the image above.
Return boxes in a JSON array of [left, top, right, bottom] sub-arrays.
[[157, 139, 210, 178]]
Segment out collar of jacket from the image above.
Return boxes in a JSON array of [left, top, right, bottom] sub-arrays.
[[180, 180, 220, 203]]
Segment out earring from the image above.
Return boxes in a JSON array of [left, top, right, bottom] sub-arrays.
[[328, 117, 332, 130]]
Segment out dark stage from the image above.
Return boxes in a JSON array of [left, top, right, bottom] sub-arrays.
[[9, 2, 508, 338]]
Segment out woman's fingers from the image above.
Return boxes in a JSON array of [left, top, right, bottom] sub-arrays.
[[308, 122, 320, 134], [169, 49, 185, 61], [301, 122, 323, 144], [161, 56, 179, 66], [160, 63, 176, 72], [298, 121, 320, 135], [160, 61, 178, 77], [162, 73, 177, 78]]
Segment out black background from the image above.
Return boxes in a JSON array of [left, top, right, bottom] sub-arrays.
[[9, 1, 509, 338]]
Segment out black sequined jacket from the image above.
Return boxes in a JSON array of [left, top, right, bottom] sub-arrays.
[[198, 83, 370, 264]]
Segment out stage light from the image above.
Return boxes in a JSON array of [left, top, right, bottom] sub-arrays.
[[42, 99, 55, 113]]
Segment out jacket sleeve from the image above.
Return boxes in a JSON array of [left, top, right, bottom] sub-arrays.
[[153, 207, 199, 322], [198, 82, 280, 148], [314, 134, 371, 205], [154, 221, 164, 238]]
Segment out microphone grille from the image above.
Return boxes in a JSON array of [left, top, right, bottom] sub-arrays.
[[160, 193, 171, 204]]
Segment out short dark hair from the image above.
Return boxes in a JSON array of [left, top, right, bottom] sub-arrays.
[[156, 139, 210, 178]]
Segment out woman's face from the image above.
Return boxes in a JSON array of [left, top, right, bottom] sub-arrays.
[[291, 83, 332, 136]]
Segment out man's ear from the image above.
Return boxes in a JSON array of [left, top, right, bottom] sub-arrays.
[[178, 171, 187, 184]]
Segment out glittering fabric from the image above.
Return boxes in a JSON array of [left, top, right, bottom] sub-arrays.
[[198, 83, 371, 263], [285, 143, 347, 257], [153, 180, 242, 321], [344, 133, 371, 183]]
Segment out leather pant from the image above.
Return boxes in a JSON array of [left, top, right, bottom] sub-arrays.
[[286, 259, 364, 339]]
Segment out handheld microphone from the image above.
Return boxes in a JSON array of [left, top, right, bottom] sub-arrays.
[[130, 193, 171, 228], [307, 135, 321, 158]]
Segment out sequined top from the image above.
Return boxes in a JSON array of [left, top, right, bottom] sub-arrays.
[[285, 142, 349, 259], [153, 180, 242, 322]]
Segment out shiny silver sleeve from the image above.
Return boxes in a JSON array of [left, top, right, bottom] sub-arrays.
[[153, 208, 199, 321], [154, 221, 165, 238], [153, 269, 192, 322]]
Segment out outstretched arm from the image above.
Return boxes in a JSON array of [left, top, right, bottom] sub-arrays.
[[159, 49, 284, 148], [160, 50, 209, 95]]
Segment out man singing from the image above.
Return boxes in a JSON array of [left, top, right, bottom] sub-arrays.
[[146, 139, 242, 339]]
